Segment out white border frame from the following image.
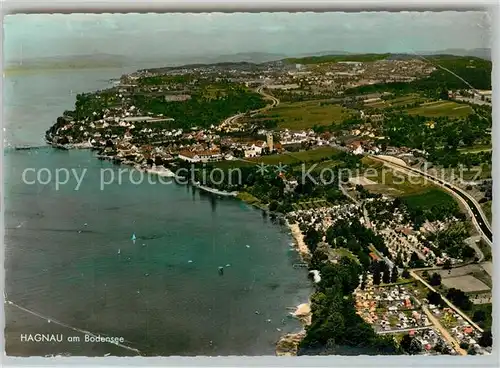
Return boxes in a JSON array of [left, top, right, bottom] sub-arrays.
[[1, 1, 498, 367]]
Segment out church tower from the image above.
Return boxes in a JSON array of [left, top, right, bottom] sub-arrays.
[[266, 133, 274, 152]]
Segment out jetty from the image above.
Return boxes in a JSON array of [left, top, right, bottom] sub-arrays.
[[195, 183, 238, 197]]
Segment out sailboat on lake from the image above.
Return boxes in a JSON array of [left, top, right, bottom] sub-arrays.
[[131, 233, 136, 244]]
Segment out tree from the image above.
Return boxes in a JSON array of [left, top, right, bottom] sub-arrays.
[[399, 334, 412, 353], [446, 288, 472, 310], [268, 200, 278, 212], [409, 338, 423, 355], [373, 269, 381, 285], [422, 270, 430, 279], [360, 272, 367, 290], [304, 227, 322, 253], [400, 334, 422, 355], [390, 267, 399, 283], [439, 88, 449, 100], [478, 330, 492, 348], [409, 252, 425, 268], [459, 342, 469, 350], [427, 291, 443, 307], [467, 346, 477, 355], [382, 270, 391, 284], [402, 268, 410, 279], [473, 310, 486, 322], [443, 259, 452, 269], [429, 273, 442, 286]]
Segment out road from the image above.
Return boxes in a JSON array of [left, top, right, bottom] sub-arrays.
[[409, 270, 483, 333], [339, 184, 360, 206], [221, 85, 280, 127], [377, 325, 432, 335], [369, 155, 492, 247], [421, 305, 466, 355], [465, 235, 484, 263]]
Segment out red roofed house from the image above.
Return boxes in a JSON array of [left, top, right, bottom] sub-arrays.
[[463, 326, 474, 335]]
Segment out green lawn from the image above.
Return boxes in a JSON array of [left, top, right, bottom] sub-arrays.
[[255, 100, 354, 130]]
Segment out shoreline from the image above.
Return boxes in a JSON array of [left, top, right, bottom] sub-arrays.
[[275, 221, 313, 356], [286, 221, 312, 262], [39, 144, 310, 356]]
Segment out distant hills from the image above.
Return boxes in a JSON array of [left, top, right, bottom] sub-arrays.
[[420, 48, 491, 60], [5, 48, 490, 73], [4, 53, 128, 73]]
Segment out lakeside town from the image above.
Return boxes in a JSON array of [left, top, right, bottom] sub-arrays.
[[43, 52, 493, 356]]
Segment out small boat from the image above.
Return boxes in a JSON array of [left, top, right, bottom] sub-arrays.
[[218, 266, 224, 275], [118, 249, 121, 255], [131, 233, 136, 243]]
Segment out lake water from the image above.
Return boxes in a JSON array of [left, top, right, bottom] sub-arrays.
[[3, 67, 313, 356]]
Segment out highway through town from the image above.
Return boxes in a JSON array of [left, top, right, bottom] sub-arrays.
[[370, 155, 492, 246]]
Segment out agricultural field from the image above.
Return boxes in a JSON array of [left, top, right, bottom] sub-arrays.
[[250, 146, 341, 165], [253, 100, 354, 130], [400, 188, 457, 211], [364, 94, 425, 109], [405, 100, 473, 118], [292, 199, 331, 211], [360, 157, 433, 196], [214, 147, 341, 171]]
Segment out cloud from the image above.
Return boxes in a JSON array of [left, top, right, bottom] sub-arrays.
[[3, 11, 491, 63]]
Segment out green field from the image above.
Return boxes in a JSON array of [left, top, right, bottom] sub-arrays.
[[365, 94, 425, 109], [214, 147, 341, 170], [255, 100, 354, 130], [400, 188, 456, 211], [405, 101, 473, 118], [250, 146, 341, 165], [361, 157, 433, 195]]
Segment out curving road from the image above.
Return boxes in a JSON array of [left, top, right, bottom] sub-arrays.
[[369, 155, 492, 246], [221, 84, 280, 127]]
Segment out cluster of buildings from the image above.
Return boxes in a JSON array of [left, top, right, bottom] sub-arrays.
[[355, 281, 431, 332], [429, 305, 490, 355], [287, 203, 361, 234]]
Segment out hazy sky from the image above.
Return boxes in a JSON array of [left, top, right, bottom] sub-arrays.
[[4, 11, 492, 62]]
